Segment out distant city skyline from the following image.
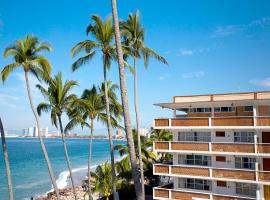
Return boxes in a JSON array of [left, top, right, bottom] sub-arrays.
[[0, 0, 270, 130]]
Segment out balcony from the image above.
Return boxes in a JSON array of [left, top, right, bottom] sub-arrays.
[[154, 141, 270, 156], [153, 185, 256, 200], [154, 116, 270, 128], [153, 164, 270, 183]]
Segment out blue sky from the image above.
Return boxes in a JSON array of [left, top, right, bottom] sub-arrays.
[[0, 0, 270, 134]]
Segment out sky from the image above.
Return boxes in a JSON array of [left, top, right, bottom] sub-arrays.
[[0, 0, 270, 134]]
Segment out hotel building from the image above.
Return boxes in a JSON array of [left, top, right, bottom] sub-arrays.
[[152, 91, 270, 200]]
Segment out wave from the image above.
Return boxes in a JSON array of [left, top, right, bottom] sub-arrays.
[[45, 156, 123, 196]]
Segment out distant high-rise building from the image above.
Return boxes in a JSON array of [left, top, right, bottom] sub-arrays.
[[115, 129, 124, 139], [139, 128, 150, 138], [23, 126, 49, 137]]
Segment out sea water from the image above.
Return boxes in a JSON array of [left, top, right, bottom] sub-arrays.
[[0, 138, 125, 200]]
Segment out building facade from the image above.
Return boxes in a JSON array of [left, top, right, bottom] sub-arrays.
[[153, 91, 270, 200]]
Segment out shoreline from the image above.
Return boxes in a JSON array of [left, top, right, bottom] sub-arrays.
[[40, 156, 123, 199]]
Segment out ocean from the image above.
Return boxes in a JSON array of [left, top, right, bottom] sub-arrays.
[[0, 138, 125, 200]]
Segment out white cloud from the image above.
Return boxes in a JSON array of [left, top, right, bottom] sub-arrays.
[[159, 74, 169, 81], [212, 17, 270, 38], [249, 77, 270, 87], [179, 49, 194, 56], [181, 71, 206, 79]]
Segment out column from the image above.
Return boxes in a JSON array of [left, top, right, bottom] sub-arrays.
[[253, 105, 258, 127]]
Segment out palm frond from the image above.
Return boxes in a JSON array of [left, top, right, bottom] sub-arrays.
[[71, 51, 96, 72], [1, 63, 20, 82]]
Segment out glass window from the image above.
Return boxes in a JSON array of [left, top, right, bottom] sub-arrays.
[[189, 107, 212, 113], [235, 157, 256, 169], [178, 132, 211, 142], [236, 183, 256, 197], [184, 178, 211, 191], [214, 107, 235, 112], [244, 106, 253, 112], [184, 155, 211, 166], [234, 132, 254, 143]]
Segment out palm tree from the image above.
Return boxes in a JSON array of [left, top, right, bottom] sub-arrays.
[[114, 130, 156, 173], [1, 35, 60, 199], [71, 15, 119, 199], [36, 72, 78, 199], [150, 129, 172, 142], [0, 118, 14, 200], [121, 11, 168, 196], [110, 1, 143, 199], [91, 162, 114, 200], [65, 82, 122, 200], [150, 129, 172, 162]]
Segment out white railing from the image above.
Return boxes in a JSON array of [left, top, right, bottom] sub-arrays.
[[153, 186, 257, 200]]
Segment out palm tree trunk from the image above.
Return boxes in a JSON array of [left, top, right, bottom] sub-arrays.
[[133, 56, 145, 198], [103, 63, 118, 200], [24, 71, 60, 199], [57, 115, 77, 200], [0, 118, 14, 200], [88, 118, 94, 200], [110, 1, 143, 199]]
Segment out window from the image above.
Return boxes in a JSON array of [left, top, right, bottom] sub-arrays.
[[236, 183, 256, 197], [214, 107, 235, 112], [216, 131, 225, 137], [184, 155, 211, 166], [234, 132, 254, 143], [184, 178, 211, 191], [178, 132, 211, 142], [216, 156, 226, 162], [244, 106, 253, 112], [235, 157, 256, 169], [217, 181, 227, 187], [190, 107, 212, 113]]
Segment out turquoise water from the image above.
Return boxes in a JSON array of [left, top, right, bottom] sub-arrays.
[[0, 138, 125, 200]]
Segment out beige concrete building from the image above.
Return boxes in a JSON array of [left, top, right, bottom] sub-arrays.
[[153, 91, 270, 200]]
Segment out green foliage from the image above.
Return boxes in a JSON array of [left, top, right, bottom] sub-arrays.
[[71, 15, 116, 72], [1, 35, 51, 82], [36, 72, 78, 128], [90, 162, 113, 200], [114, 130, 156, 183], [120, 11, 168, 67], [65, 82, 123, 133]]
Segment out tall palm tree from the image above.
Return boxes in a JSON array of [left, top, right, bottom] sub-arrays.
[[0, 118, 14, 200], [1, 35, 60, 199], [65, 82, 122, 200], [110, 1, 143, 199], [68, 85, 103, 200], [36, 72, 78, 199], [121, 11, 168, 196], [71, 15, 119, 199]]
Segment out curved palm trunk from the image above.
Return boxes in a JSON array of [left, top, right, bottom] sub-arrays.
[[110, 1, 143, 199], [24, 71, 60, 199], [133, 57, 145, 198], [0, 118, 14, 200], [88, 118, 94, 200], [103, 64, 118, 200], [57, 115, 77, 200]]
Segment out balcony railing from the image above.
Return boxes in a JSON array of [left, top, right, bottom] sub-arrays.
[[153, 185, 256, 200], [153, 164, 270, 183], [154, 141, 270, 155], [154, 116, 270, 128]]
